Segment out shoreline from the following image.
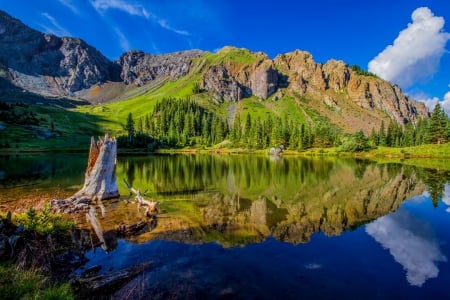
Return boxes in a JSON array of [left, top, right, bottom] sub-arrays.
[[0, 143, 449, 159]]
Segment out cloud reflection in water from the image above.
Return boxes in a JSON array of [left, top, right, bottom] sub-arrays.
[[366, 209, 446, 286], [440, 184, 450, 212]]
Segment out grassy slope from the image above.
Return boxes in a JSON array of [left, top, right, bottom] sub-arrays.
[[0, 104, 106, 151], [76, 47, 311, 135], [0, 47, 441, 156]]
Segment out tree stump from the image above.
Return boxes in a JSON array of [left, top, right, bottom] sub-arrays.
[[73, 134, 119, 200], [52, 134, 119, 213]]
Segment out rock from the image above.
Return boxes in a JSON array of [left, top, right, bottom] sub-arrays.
[[0, 234, 11, 259], [347, 76, 429, 124], [323, 95, 340, 111], [118, 49, 204, 86], [322, 59, 350, 91], [274, 49, 429, 127], [51, 198, 91, 214], [55, 250, 87, 268], [8, 235, 22, 258], [0, 11, 113, 96], [0, 10, 430, 128], [81, 265, 102, 278], [200, 65, 247, 102], [251, 60, 279, 99]]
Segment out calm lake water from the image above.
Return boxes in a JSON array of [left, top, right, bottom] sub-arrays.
[[1, 154, 450, 299]]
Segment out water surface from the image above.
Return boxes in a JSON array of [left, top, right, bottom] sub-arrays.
[[1, 154, 449, 299]]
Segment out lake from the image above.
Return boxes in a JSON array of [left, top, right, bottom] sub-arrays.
[[1, 154, 450, 299]]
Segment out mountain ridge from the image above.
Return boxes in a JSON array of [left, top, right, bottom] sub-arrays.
[[0, 9, 429, 136]]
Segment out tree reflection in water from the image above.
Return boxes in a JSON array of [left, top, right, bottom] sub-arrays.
[[105, 155, 429, 246]]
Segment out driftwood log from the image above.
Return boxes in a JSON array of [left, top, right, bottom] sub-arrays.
[[124, 179, 158, 216], [75, 261, 153, 294], [52, 134, 119, 213]]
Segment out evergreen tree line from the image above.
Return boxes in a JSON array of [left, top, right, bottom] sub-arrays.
[[228, 113, 340, 150], [118, 98, 342, 150], [368, 103, 449, 147], [119, 98, 229, 148], [118, 99, 449, 151]]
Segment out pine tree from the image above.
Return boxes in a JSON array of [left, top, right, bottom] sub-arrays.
[[125, 113, 135, 142], [427, 103, 449, 144], [403, 122, 415, 147], [369, 127, 378, 146], [378, 121, 387, 146], [244, 114, 252, 144]]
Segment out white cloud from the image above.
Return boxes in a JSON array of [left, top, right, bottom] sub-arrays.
[[40, 12, 70, 37], [416, 91, 450, 116], [91, 0, 151, 18], [113, 27, 130, 52], [439, 184, 450, 212], [58, 0, 79, 14], [158, 19, 190, 36], [90, 0, 190, 36], [366, 209, 447, 286], [368, 7, 450, 88]]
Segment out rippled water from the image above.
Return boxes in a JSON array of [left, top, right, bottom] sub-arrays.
[[1, 154, 450, 299]]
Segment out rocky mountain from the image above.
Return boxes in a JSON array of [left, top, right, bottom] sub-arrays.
[[199, 47, 428, 131], [0, 9, 429, 133], [118, 50, 204, 86], [0, 11, 114, 96]]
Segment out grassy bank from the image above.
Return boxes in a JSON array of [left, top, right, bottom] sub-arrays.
[[0, 264, 74, 300]]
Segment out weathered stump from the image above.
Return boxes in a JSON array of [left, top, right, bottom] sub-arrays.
[[73, 134, 119, 200], [52, 134, 119, 213]]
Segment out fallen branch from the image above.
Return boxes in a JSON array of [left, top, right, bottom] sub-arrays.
[[123, 179, 158, 216]]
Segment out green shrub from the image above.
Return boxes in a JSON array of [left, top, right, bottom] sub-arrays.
[[13, 203, 74, 236], [350, 65, 378, 78]]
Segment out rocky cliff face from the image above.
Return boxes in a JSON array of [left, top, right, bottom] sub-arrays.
[[0, 10, 113, 96], [0, 10, 429, 128], [199, 47, 428, 125], [274, 50, 429, 124], [185, 164, 426, 245], [199, 48, 283, 102], [117, 49, 204, 86]]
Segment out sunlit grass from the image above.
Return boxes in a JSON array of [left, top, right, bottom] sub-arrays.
[[0, 264, 74, 300], [368, 143, 450, 158]]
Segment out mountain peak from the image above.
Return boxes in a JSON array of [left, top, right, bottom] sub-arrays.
[[0, 10, 429, 133]]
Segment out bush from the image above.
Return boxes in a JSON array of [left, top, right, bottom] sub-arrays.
[[12, 203, 74, 236], [339, 130, 371, 152], [350, 65, 378, 78]]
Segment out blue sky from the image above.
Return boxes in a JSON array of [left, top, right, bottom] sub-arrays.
[[0, 0, 449, 113]]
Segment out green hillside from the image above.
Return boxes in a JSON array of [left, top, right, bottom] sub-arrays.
[[74, 48, 309, 136], [0, 47, 447, 153]]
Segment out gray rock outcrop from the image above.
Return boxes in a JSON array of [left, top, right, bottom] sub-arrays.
[[117, 49, 204, 86], [0, 9, 429, 128], [0, 10, 113, 96], [200, 65, 248, 103]]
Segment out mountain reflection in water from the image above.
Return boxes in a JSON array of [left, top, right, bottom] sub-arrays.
[[2, 154, 450, 299]]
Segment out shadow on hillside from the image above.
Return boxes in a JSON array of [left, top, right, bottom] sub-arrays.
[[0, 77, 90, 108]]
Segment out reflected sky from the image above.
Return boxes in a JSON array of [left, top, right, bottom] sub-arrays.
[[366, 208, 447, 286], [440, 184, 450, 212]]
